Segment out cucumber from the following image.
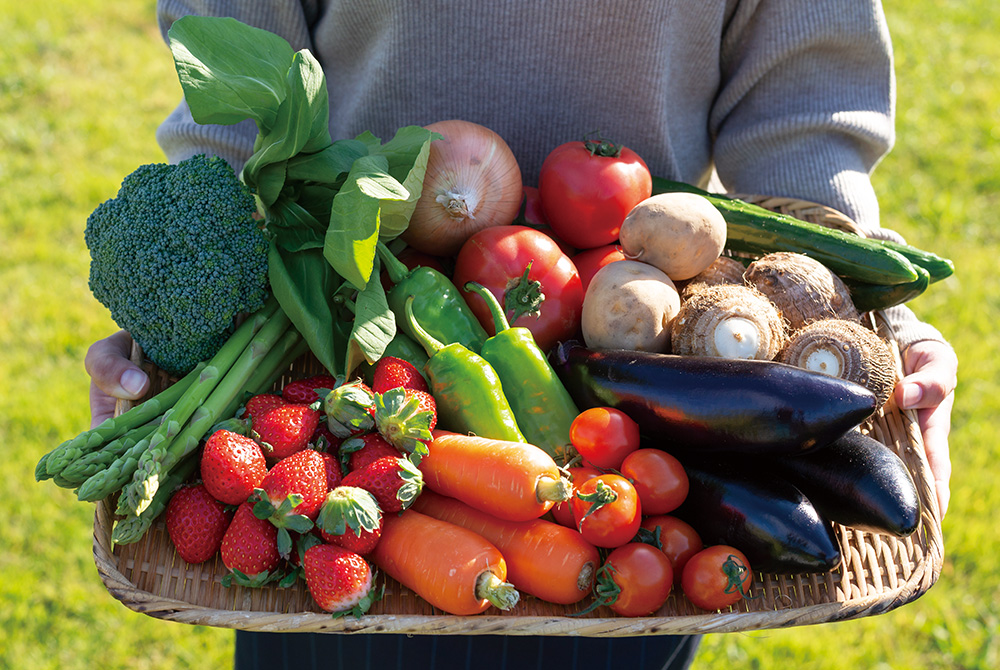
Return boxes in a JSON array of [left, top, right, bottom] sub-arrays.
[[871, 237, 954, 283], [844, 266, 931, 312], [651, 178, 920, 286]]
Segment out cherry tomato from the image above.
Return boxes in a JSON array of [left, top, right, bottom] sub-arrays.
[[569, 407, 641, 469], [681, 545, 754, 611], [620, 448, 689, 515], [549, 465, 602, 528], [641, 515, 703, 585], [452, 225, 584, 352], [596, 543, 673, 616], [570, 473, 641, 548], [572, 244, 626, 293], [538, 137, 652, 249]]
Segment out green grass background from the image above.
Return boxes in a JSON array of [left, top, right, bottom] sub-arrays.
[[1, 1, 996, 668]]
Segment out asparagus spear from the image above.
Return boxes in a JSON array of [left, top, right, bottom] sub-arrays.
[[36, 362, 206, 482], [117, 309, 297, 516], [51, 420, 160, 488]]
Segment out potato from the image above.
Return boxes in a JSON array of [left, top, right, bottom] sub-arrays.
[[619, 192, 727, 281], [581, 260, 681, 352]]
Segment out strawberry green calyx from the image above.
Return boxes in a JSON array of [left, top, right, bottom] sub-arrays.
[[391, 456, 425, 510], [319, 381, 375, 438], [373, 387, 433, 455], [317, 486, 382, 537], [250, 489, 315, 557]]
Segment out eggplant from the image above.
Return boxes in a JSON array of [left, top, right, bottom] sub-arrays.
[[550, 342, 877, 456], [674, 458, 842, 574], [770, 429, 921, 537]]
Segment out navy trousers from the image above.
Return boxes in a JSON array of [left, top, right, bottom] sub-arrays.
[[234, 631, 701, 670]]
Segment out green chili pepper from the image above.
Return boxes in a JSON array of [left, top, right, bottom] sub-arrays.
[[463, 282, 580, 463], [379, 242, 488, 352], [403, 295, 526, 443]]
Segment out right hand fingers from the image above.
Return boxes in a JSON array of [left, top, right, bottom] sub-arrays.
[[85, 331, 150, 427]]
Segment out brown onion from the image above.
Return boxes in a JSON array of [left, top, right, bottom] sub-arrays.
[[402, 119, 523, 256]]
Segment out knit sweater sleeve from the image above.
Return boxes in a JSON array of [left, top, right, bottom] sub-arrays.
[[711, 0, 945, 349], [154, 0, 320, 170]]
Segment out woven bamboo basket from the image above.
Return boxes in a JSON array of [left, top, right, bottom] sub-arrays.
[[92, 196, 944, 636]]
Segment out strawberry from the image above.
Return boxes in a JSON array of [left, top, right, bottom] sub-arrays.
[[316, 486, 383, 555], [165, 483, 233, 564], [220, 501, 283, 587], [373, 387, 437, 455], [303, 543, 378, 616], [371, 356, 429, 394], [251, 449, 329, 556], [341, 455, 424, 513], [339, 432, 401, 473], [317, 450, 343, 490], [200, 429, 268, 505], [253, 403, 321, 460], [311, 422, 342, 453], [242, 393, 288, 425], [319, 379, 376, 438], [282, 374, 341, 405]]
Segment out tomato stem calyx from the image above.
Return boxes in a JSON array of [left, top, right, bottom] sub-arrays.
[[582, 131, 623, 158]]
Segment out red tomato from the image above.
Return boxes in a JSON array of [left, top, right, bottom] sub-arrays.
[[620, 448, 689, 515], [570, 473, 641, 548], [681, 545, 754, 611], [641, 515, 703, 585], [572, 244, 626, 293], [538, 138, 652, 249], [452, 225, 584, 352], [549, 465, 602, 528], [598, 543, 673, 616], [519, 185, 549, 227], [569, 407, 641, 469]]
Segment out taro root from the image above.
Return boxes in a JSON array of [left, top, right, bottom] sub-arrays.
[[778, 318, 896, 408], [744, 252, 859, 331], [670, 284, 787, 360], [679, 255, 747, 301]]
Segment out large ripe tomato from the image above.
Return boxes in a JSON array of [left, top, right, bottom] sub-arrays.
[[538, 137, 652, 250], [570, 473, 641, 548], [681, 545, 754, 611], [596, 543, 673, 617], [572, 244, 626, 293], [569, 407, 640, 470], [452, 225, 584, 352], [619, 448, 689, 515], [641, 515, 703, 585]]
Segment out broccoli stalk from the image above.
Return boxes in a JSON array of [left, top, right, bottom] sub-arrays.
[[116, 304, 302, 516]]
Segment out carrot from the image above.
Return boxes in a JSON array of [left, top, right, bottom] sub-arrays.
[[414, 490, 600, 605], [419, 429, 573, 521], [370, 509, 519, 616]]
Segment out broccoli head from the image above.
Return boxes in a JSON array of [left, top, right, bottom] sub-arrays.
[[85, 154, 270, 376]]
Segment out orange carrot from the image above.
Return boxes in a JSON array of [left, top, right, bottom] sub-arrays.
[[414, 490, 600, 605], [419, 429, 573, 521], [370, 509, 519, 616]]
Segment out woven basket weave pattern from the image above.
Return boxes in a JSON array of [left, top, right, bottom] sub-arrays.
[[92, 197, 943, 635]]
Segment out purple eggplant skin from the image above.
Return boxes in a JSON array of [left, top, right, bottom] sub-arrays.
[[550, 342, 877, 457], [673, 458, 842, 575], [770, 429, 921, 537]]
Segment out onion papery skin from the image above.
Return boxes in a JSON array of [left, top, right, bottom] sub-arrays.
[[403, 119, 523, 257]]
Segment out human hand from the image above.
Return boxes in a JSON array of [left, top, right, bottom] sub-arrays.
[[84, 330, 150, 428], [895, 339, 958, 518]]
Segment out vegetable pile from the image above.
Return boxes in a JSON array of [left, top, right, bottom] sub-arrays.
[[37, 16, 952, 621]]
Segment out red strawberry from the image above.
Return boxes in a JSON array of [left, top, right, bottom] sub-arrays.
[[200, 429, 268, 505], [371, 356, 429, 394], [220, 501, 282, 587], [339, 432, 401, 473], [311, 422, 342, 453], [341, 455, 424, 513], [253, 403, 321, 460], [252, 449, 329, 556], [373, 387, 437, 454], [317, 450, 343, 491], [303, 543, 377, 616], [320, 379, 377, 438], [316, 486, 383, 555], [165, 483, 233, 564], [282, 374, 341, 405], [242, 393, 288, 425]]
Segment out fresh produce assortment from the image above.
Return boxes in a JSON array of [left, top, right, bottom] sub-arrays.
[[38, 16, 951, 623]]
